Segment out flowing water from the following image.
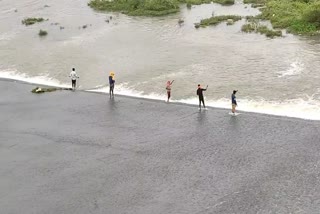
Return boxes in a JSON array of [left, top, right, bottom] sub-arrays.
[[1, 0, 320, 119]]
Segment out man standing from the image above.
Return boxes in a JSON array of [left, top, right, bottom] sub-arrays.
[[166, 80, 174, 102], [197, 84, 208, 110], [69, 68, 79, 90], [109, 71, 115, 98], [231, 90, 238, 115]]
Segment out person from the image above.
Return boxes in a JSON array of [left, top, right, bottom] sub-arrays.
[[231, 90, 238, 115], [197, 84, 208, 110], [69, 68, 79, 90], [166, 80, 174, 102], [109, 71, 115, 98]]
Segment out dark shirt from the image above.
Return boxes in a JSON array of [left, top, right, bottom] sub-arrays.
[[109, 76, 115, 85], [197, 88, 206, 98], [232, 94, 237, 105]]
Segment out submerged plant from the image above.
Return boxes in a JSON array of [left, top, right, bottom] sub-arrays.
[[241, 22, 282, 38], [38, 30, 48, 37], [22, 17, 45, 26]]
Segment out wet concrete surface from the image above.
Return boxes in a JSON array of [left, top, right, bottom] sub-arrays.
[[1, 80, 320, 214]]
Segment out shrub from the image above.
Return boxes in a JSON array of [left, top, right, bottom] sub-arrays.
[[257, 25, 282, 38], [241, 23, 256, 32], [302, 3, 320, 27], [38, 30, 48, 36]]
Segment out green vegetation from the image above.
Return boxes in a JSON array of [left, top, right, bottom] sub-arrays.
[[243, 0, 266, 3], [186, 0, 234, 5], [31, 87, 56, 93], [88, 0, 179, 16], [241, 23, 256, 32], [31, 87, 72, 94], [88, 0, 234, 16], [22, 17, 45, 26], [88, 0, 320, 36], [260, 0, 320, 35], [241, 22, 282, 38], [257, 25, 282, 38], [38, 30, 48, 37], [244, 0, 320, 35], [198, 15, 241, 27]]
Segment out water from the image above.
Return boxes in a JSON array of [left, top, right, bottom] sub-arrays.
[[1, 0, 320, 120]]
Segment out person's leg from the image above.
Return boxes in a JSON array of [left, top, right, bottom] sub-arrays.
[[111, 85, 114, 97], [232, 104, 236, 114], [72, 80, 75, 90], [199, 97, 201, 109], [109, 86, 112, 98], [202, 99, 206, 108], [167, 91, 171, 102]]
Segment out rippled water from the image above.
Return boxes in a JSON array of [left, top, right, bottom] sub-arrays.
[[1, 0, 320, 119]]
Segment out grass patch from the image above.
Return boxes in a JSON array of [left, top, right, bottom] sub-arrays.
[[243, 0, 266, 4], [212, 0, 234, 5], [38, 30, 48, 37], [88, 0, 180, 16], [241, 23, 256, 32], [198, 15, 241, 27], [31, 87, 72, 94], [31, 87, 56, 93], [89, 0, 234, 16], [257, 25, 282, 38], [241, 22, 282, 38], [22, 17, 45, 26], [185, 0, 234, 6]]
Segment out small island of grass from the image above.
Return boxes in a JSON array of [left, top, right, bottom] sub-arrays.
[[198, 15, 241, 28], [22, 17, 45, 26], [88, 0, 180, 16], [186, 0, 234, 6], [88, 0, 235, 16]]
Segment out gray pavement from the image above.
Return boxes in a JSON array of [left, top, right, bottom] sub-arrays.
[[1, 80, 320, 214]]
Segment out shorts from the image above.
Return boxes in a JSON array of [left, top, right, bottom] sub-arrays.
[[72, 80, 76, 84]]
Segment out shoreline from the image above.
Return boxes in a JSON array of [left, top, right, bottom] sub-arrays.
[[1, 77, 319, 123]]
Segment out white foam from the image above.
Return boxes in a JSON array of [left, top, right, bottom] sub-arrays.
[[91, 84, 320, 120], [179, 97, 320, 120], [0, 69, 69, 88], [1, 72, 319, 121], [0, 32, 16, 41], [278, 61, 304, 77], [90, 83, 167, 101]]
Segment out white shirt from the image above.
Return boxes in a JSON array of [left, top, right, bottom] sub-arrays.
[[69, 71, 78, 80]]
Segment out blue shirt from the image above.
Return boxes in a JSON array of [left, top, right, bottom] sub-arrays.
[[232, 94, 237, 105]]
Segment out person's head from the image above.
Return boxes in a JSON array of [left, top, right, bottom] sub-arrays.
[[72, 68, 75, 71], [198, 84, 201, 88], [167, 81, 171, 84], [110, 71, 114, 76], [233, 90, 237, 94]]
